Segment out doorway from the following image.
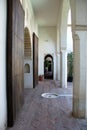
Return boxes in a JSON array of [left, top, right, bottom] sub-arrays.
[[44, 54, 53, 79], [33, 33, 38, 88]]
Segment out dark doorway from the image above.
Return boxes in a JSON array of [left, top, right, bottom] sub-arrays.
[[44, 54, 53, 79], [33, 33, 38, 88]]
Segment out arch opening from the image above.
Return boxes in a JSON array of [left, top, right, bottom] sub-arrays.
[[67, 8, 73, 82], [44, 54, 53, 79], [24, 27, 32, 88], [67, 9, 73, 53]]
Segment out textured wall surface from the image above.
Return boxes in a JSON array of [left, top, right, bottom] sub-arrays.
[[7, 0, 24, 126]]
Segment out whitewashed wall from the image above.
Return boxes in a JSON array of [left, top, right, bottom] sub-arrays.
[[0, 0, 7, 130], [21, 0, 38, 88], [76, 0, 87, 25], [38, 26, 57, 80], [24, 59, 33, 88], [22, 0, 38, 43]]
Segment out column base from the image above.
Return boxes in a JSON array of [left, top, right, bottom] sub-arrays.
[[73, 97, 86, 118]]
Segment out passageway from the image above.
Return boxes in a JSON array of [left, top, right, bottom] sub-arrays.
[[7, 81, 87, 130]]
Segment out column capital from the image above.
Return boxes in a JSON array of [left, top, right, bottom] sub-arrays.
[[56, 51, 60, 56], [61, 47, 67, 53], [73, 33, 80, 40]]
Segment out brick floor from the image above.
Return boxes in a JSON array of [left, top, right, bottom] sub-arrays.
[[7, 80, 87, 130]]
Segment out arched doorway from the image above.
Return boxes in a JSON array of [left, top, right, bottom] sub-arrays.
[[44, 54, 53, 79]]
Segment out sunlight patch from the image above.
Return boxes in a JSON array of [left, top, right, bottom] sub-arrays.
[[41, 93, 59, 98]]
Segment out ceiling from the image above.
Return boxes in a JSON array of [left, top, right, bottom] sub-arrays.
[[30, 0, 60, 26]]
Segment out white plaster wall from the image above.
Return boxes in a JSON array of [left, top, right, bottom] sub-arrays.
[[38, 26, 57, 80], [0, 0, 7, 129], [22, 0, 38, 41], [61, 0, 69, 48], [22, 0, 38, 88], [76, 0, 87, 25], [24, 60, 33, 88]]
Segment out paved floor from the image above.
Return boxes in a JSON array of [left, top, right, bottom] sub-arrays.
[[7, 80, 87, 130]]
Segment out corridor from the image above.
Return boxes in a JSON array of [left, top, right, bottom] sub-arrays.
[[7, 81, 87, 130]]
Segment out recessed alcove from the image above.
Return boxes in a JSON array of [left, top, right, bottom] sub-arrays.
[[24, 63, 30, 73]]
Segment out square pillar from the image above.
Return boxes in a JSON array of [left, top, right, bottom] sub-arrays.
[[73, 32, 87, 118]]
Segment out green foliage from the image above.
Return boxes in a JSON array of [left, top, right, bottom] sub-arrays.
[[67, 52, 73, 77], [45, 60, 50, 67]]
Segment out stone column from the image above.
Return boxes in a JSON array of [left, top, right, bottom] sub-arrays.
[[73, 32, 87, 118], [56, 52, 60, 81], [60, 48, 67, 88], [73, 34, 81, 117], [71, 0, 87, 118]]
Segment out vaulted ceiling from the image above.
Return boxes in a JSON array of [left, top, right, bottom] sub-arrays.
[[30, 0, 60, 26]]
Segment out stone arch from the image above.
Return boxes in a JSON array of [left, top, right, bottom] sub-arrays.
[[44, 54, 53, 61], [24, 27, 31, 59]]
